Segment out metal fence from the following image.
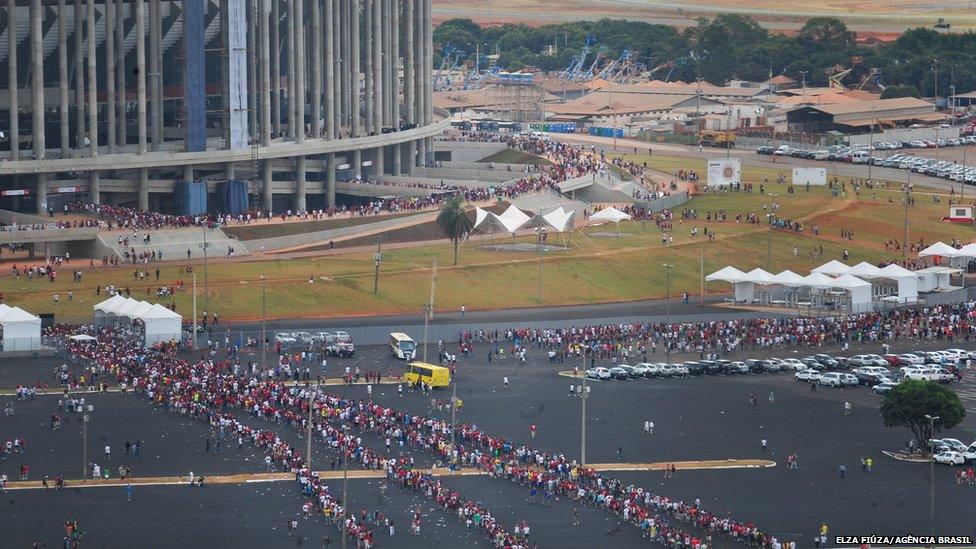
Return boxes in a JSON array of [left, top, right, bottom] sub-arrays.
[[635, 190, 690, 212]]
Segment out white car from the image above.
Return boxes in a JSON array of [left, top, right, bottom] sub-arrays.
[[794, 369, 821, 382], [631, 363, 653, 377], [779, 358, 806, 371], [897, 354, 925, 365], [730, 361, 750, 374], [840, 373, 859, 387], [933, 450, 965, 465], [586, 367, 610, 380], [819, 372, 844, 387], [943, 349, 969, 362], [940, 438, 969, 452], [638, 363, 662, 376], [274, 333, 297, 345]]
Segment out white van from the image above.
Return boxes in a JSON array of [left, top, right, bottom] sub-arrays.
[[389, 332, 417, 360], [813, 150, 829, 160], [850, 150, 870, 164]]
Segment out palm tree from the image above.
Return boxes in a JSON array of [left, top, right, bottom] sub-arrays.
[[436, 196, 473, 266]]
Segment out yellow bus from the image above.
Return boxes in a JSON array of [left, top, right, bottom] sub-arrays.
[[404, 362, 451, 388]]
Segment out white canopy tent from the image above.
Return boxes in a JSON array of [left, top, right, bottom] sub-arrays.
[[915, 266, 960, 292], [918, 241, 960, 258], [540, 207, 576, 233], [142, 304, 183, 346], [494, 205, 532, 234], [705, 266, 751, 301], [93, 294, 129, 324], [770, 270, 806, 286], [587, 207, 633, 236], [831, 274, 873, 312], [847, 262, 884, 279], [811, 260, 851, 277], [0, 306, 42, 351], [877, 263, 919, 303]]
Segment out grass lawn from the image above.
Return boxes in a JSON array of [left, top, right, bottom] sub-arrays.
[[223, 212, 417, 241], [4, 178, 970, 321], [477, 149, 553, 165]]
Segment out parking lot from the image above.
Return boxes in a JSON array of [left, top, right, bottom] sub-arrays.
[[4, 335, 976, 547]]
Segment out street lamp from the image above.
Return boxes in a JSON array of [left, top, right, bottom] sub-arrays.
[[340, 422, 351, 549], [306, 384, 317, 473], [81, 404, 94, 480], [260, 275, 268, 369], [663, 263, 674, 368], [579, 350, 591, 467], [925, 413, 940, 546], [766, 193, 779, 270]]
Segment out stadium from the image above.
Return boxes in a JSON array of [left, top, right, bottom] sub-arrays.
[[0, 0, 441, 214]]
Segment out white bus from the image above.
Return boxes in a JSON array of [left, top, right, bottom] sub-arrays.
[[389, 332, 417, 360]]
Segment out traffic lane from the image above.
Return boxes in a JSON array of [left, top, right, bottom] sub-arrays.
[[613, 460, 976, 546], [0, 393, 267, 480], [0, 354, 84, 390], [2, 479, 479, 549]]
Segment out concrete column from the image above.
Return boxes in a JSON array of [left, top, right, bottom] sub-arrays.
[[259, 0, 271, 144], [391, 0, 399, 128], [352, 149, 361, 179], [294, 0, 305, 143], [58, 0, 69, 156], [248, 0, 258, 141], [310, 0, 321, 138], [340, 0, 350, 128], [6, 0, 18, 159], [324, 0, 335, 139], [183, 165, 194, 182], [295, 156, 306, 210], [403, 0, 413, 173], [262, 159, 273, 212], [413, 0, 423, 129], [423, 0, 431, 127], [285, 0, 295, 138], [381, 0, 391, 127], [138, 168, 149, 210], [371, 0, 381, 133], [74, 0, 85, 149], [349, 0, 359, 138], [31, 0, 46, 213], [106, 0, 116, 152], [271, 0, 280, 137], [325, 152, 335, 207], [149, 0, 161, 148], [331, 0, 340, 133], [115, 0, 126, 146], [363, 0, 372, 134], [136, 0, 147, 155], [225, 163, 235, 180], [87, 0, 98, 157]]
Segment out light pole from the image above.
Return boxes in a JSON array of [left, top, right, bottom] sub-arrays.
[[191, 270, 197, 350], [306, 384, 316, 473], [579, 351, 590, 467], [373, 239, 382, 294], [81, 404, 93, 480], [260, 275, 267, 369], [925, 413, 940, 546], [537, 218, 545, 303], [203, 224, 209, 321], [663, 263, 673, 367], [766, 193, 778, 270], [341, 423, 350, 549], [450, 367, 457, 467], [902, 180, 911, 260]]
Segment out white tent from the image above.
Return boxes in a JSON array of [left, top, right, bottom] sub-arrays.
[[142, 304, 183, 346], [540, 207, 576, 233], [706, 266, 753, 301], [113, 298, 145, 322], [956, 243, 976, 257], [0, 306, 42, 351], [915, 266, 960, 292], [800, 272, 838, 288], [742, 268, 776, 285], [847, 262, 884, 279], [811, 260, 851, 277], [494, 205, 532, 234], [130, 301, 155, 319], [878, 264, 919, 303], [705, 266, 746, 282], [918, 241, 960, 258], [771, 270, 806, 286], [830, 274, 873, 312], [93, 294, 129, 324], [588, 207, 631, 224], [68, 334, 98, 342]]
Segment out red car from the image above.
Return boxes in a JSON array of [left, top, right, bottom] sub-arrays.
[[882, 354, 902, 366]]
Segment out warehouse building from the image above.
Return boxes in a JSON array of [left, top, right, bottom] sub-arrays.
[[785, 97, 944, 133]]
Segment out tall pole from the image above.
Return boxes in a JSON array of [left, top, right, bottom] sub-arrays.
[[203, 226, 209, 318], [261, 275, 268, 368], [926, 414, 939, 548], [766, 193, 778, 270], [82, 411, 88, 478], [580, 351, 587, 467], [902, 180, 911, 260], [341, 424, 349, 549], [664, 264, 673, 366], [537, 218, 544, 303], [192, 271, 197, 350], [450, 369, 457, 466], [373, 240, 382, 294], [699, 247, 704, 305], [868, 107, 875, 182], [306, 386, 314, 472], [422, 257, 437, 363]]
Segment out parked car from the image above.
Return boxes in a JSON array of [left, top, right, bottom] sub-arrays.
[[854, 366, 891, 386], [291, 331, 314, 344], [699, 360, 721, 375], [778, 358, 806, 371], [617, 365, 639, 378], [274, 333, 298, 345], [794, 369, 821, 382], [872, 381, 897, 395], [933, 450, 965, 465], [729, 361, 750, 374], [818, 372, 845, 387], [586, 367, 610, 380], [671, 363, 689, 376], [929, 439, 951, 454], [631, 363, 653, 377], [801, 357, 825, 370], [608, 367, 630, 380], [814, 354, 840, 369], [840, 373, 859, 386], [897, 353, 925, 365], [683, 361, 704, 375], [940, 438, 969, 452]]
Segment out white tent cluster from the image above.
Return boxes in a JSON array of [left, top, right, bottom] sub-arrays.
[[93, 295, 183, 346], [0, 304, 42, 351], [473, 205, 577, 234], [706, 259, 945, 313]]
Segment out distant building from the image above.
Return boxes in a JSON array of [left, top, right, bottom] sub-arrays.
[[786, 97, 945, 133]]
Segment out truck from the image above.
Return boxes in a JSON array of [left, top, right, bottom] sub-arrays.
[[698, 130, 736, 149]]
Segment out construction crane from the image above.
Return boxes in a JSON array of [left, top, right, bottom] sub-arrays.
[[433, 45, 456, 92], [856, 68, 885, 92], [562, 34, 596, 81], [598, 49, 633, 82], [582, 49, 606, 81]]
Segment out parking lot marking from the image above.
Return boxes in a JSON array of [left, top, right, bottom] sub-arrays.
[[2, 459, 777, 491]]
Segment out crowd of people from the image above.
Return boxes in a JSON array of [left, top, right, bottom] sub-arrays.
[[44, 322, 774, 549]]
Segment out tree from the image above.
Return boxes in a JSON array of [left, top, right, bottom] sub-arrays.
[[879, 380, 965, 452], [880, 84, 921, 99], [436, 196, 473, 266], [797, 17, 855, 49]]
